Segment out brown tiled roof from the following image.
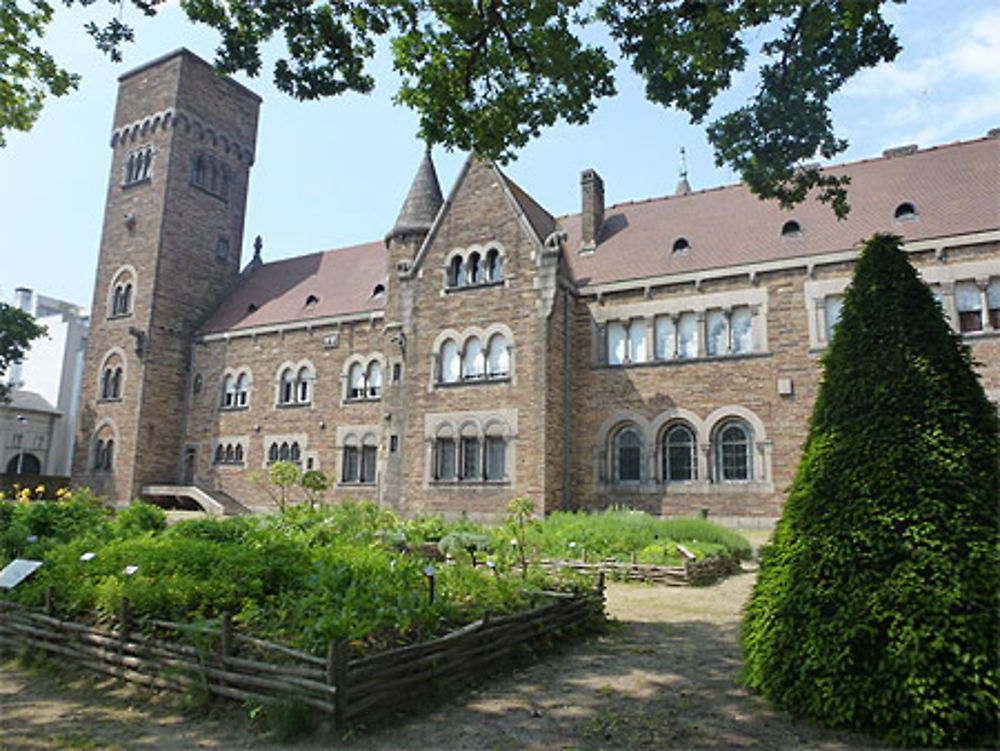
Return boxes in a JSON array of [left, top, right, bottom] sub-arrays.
[[500, 171, 558, 243], [562, 137, 1000, 287], [199, 241, 386, 334]]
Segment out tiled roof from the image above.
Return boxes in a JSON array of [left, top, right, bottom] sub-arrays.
[[500, 171, 558, 243], [387, 149, 444, 242], [562, 137, 1000, 287], [199, 241, 387, 334]]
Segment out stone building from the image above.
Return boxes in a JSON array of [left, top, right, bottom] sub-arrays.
[[74, 49, 1000, 525]]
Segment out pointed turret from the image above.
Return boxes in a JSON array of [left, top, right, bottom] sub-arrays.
[[386, 148, 444, 244]]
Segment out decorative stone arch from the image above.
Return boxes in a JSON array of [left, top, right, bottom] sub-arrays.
[[651, 407, 705, 483], [341, 352, 386, 401], [594, 411, 653, 484], [704, 405, 771, 484], [107, 264, 138, 318], [91, 419, 119, 472], [97, 347, 128, 400]]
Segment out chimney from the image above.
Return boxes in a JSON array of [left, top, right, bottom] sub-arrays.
[[580, 168, 604, 251]]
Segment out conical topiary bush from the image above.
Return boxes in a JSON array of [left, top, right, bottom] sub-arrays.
[[742, 233, 999, 746]]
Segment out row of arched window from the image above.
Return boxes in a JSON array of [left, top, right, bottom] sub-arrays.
[[190, 152, 232, 199], [214, 443, 245, 465], [221, 372, 251, 409], [92, 438, 114, 471], [446, 247, 504, 288], [346, 359, 382, 400], [437, 333, 510, 384], [123, 147, 152, 185], [100, 357, 124, 401], [278, 366, 313, 406], [606, 305, 755, 366], [606, 419, 754, 485], [267, 441, 302, 464], [111, 282, 132, 317]]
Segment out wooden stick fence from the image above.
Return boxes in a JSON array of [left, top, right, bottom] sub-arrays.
[[0, 587, 603, 725], [536, 554, 742, 586]]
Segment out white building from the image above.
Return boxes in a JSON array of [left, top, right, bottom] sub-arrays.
[[2, 288, 89, 476]]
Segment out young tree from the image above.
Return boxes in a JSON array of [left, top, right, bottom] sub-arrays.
[[4, 1, 904, 214], [0, 302, 47, 402], [742, 234, 999, 746]]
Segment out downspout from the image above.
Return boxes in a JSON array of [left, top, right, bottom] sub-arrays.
[[562, 288, 570, 511]]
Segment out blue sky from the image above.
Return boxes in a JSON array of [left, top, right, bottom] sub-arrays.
[[2, 0, 999, 309]]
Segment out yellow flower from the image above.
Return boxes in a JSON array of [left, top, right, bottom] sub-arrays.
[[35, 485, 45, 496]]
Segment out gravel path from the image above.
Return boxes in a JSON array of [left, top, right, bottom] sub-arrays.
[[0, 570, 885, 750]]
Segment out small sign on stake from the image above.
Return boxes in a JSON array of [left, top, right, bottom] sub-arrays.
[[79, 552, 96, 562], [123, 565, 139, 576], [0, 559, 43, 589]]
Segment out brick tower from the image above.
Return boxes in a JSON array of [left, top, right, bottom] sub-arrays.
[[74, 49, 260, 502]]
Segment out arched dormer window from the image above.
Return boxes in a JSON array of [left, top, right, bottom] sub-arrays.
[[448, 256, 464, 288], [894, 202, 918, 221], [672, 237, 690, 256], [486, 248, 503, 282], [781, 220, 801, 237]]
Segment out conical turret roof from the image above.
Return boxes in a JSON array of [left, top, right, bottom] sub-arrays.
[[386, 148, 443, 242]]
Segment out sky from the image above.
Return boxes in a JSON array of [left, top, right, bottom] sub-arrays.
[[2, 0, 999, 310]]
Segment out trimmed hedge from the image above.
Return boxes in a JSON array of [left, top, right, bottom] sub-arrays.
[[742, 234, 1000, 747]]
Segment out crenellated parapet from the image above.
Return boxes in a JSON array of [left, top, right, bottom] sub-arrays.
[[109, 107, 255, 165]]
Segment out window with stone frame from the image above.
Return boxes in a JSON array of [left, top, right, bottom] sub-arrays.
[[989, 280, 1000, 329], [824, 296, 844, 343], [92, 427, 115, 472], [434, 437, 457, 480], [460, 436, 480, 480], [342, 438, 376, 484], [99, 353, 124, 401], [955, 282, 983, 333], [662, 423, 697, 482], [109, 270, 134, 318], [445, 247, 504, 290], [612, 425, 643, 483], [715, 420, 752, 482], [214, 442, 245, 465], [277, 364, 313, 407], [190, 151, 232, 200], [485, 435, 506, 481], [345, 358, 384, 401], [123, 146, 153, 186]]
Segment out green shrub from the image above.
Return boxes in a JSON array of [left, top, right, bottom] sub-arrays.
[[112, 502, 167, 537], [742, 234, 1000, 747]]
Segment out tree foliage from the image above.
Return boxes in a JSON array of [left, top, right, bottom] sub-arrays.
[[0, 301, 47, 402], [742, 234, 1000, 746], [2, 0, 906, 214]]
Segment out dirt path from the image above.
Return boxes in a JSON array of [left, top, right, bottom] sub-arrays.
[[0, 571, 884, 750]]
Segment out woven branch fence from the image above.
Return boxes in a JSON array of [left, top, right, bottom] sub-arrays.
[[537, 554, 742, 586], [0, 587, 604, 725]]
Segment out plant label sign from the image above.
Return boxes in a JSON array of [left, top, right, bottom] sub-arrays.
[[0, 559, 43, 589]]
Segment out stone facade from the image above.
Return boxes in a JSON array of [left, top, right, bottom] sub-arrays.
[[74, 50, 1000, 524]]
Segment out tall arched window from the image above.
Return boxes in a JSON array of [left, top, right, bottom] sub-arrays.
[[716, 421, 752, 482], [348, 363, 365, 399], [613, 426, 643, 483], [221, 375, 236, 408], [627, 320, 647, 363], [279, 442, 290, 461], [662, 423, 696, 482], [467, 252, 483, 285], [236, 373, 250, 407], [100, 354, 124, 400], [607, 322, 626, 366], [215, 445, 225, 464], [296, 367, 311, 403], [706, 310, 728, 356], [461, 337, 484, 380], [440, 339, 460, 383], [486, 249, 503, 282], [268, 443, 279, 463], [486, 334, 509, 379], [366, 361, 382, 398], [280, 369, 295, 405], [448, 256, 464, 288]]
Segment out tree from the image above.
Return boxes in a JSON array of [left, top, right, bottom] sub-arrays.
[[249, 461, 302, 512], [742, 234, 999, 746], [4, 0, 904, 215], [0, 302, 47, 403]]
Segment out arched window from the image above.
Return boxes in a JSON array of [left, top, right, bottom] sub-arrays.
[[348, 363, 365, 399], [290, 442, 301, 463], [706, 310, 728, 356], [93, 428, 115, 472], [440, 339, 460, 383], [100, 354, 125, 400], [672, 237, 690, 255], [234, 444, 244, 463], [894, 202, 918, 221], [296, 367, 311, 403], [662, 424, 697, 482], [461, 337, 484, 380], [215, 445, 226, 464], [626, 320, 647, 363], [716, 421, 752, 482], [268, 443, 279, 463], [225, 444, 235, 462], [955, 282, 983, 333], [486, 249, 503, 282], [677, 313, 698, 358], [279, 442, 290, 461], [654, 316, 676, 360], [467, 252, 484, 285], [486, 334, 509, 379], [280, 369, 295, 405], [93, 439, 106, 470], [613, 426, 643, 483], [448, 256, 464, 288], [236, 373, 249, 407], [731, 307, 753, 354], [103, 440, 114, 471], [781, 220, 801, 237], [366, 361, 382, 398], [221, 374, 236, 408]]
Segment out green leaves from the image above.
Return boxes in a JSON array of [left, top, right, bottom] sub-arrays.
[[0, 301, 47, 402], [742, 234, 1000, 746]]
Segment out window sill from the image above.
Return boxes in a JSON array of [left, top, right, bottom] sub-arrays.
[[430, 479, 510, 487], [445, 280, 504, 294], [97, 397, 123, 404], [275, 402, 311, 409], [435, 376, 511, 388], [190, 182, 230, 202], [598, 351, 769, 371], [602, 479, 771, 494], [339, 481, 376, 487], [343, 396, 381, 405], [107, 313, 133, 321], [219, 405, 249, 412], [214, 462, 246, 468], [121, 178, 151, 190]]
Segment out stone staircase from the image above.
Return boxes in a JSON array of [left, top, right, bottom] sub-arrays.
[[141, 485, 252, 516]]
